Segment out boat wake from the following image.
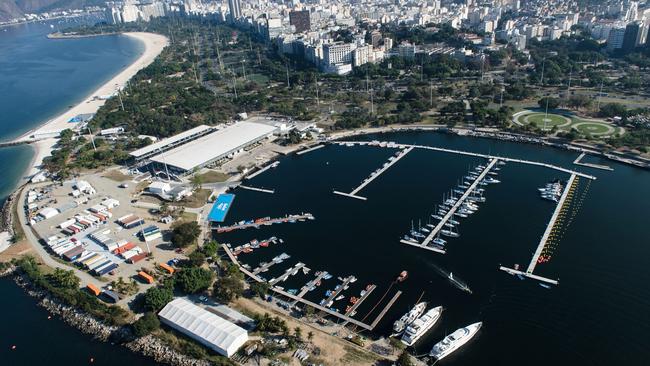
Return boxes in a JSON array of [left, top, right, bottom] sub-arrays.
[[426, 262, 472, 294]]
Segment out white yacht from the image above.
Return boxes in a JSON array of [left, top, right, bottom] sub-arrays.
[[393, 302, 427, 334], [429, 322, 482, 360], [401, 306, 443, 346]]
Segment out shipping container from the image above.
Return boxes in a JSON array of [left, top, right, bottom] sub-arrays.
[[124, 219, 144, 229], [117, 214, 134, 222], [101, 288, 120, 303], [92, 261, 115, 274], [54, 243, 76, 255], [122, 247, 143, 260], [75, 252, 95, 264], [138, 271, 154, 284], [82, 254, 104, 268], [97, 264, 118, 277], [159, 262, 175, 274], [113, 242, 136, 255], [89, 259, 112, 272], [86, 283, 101, 296], [61, 228, 75, 236], [62, 245, 84, 261], [58, 218, 76, 229], [127, 252, 148, 264]]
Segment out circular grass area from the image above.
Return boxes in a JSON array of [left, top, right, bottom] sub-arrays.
[[525, 113, 570, 128], [573, 122, 613, 135]]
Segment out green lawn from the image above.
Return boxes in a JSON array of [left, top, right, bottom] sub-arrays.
[[526, 113, 568, 128]]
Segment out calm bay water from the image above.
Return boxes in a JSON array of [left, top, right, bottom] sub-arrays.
[[218, 132, 650, 365], [0, 18, 156, 366]]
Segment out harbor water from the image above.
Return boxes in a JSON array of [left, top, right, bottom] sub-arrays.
[[218, 131, 650, 365]]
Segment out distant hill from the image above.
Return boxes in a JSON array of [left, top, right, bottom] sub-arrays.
[[0, 0, 106, 22]]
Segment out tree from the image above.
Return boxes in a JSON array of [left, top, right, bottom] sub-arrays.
[[48, 268, 80, 289], [599, 102, 628, 118], [307, 331, 314, 342], [202, 241, 219, 258], [190, 172, 203, 191], [171, 221, 201, 248], [176, 267, 214, 294], [538, 96, 560, 110], [249, 282, 270, 298], [188, 251, 206, 267], [397, 350, 414, 366], [213, 275, 244, 303], [143, 286, 173, 312], [132, 312, 160, 337], [294, 327, 303, 342]]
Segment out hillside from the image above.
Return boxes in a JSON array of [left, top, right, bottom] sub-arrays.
[[0, 0, 106, 22]]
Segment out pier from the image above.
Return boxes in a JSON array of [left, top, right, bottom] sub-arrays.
[[239, 185, 275, 194], [296, 271, 330, 299], [343, 284, 376, 319], [573, 152, 613, 171], [369, 291, 402, 329], [246, 161, 279, 179], [334, 146, 413, 200], [499, 173, 577, 285], [296, 144, 325, 155], [320, 276, 356, 307], [252, 257, 287, 275], [214, 213, 314, 233], [221, 244, 397, 330], [404, 158, 498, 252], [335, 141, 596, 180], [269, 262, 306, 286]]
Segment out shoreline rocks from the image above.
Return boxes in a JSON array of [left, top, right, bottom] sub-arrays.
[[11, 273, 210, 366]]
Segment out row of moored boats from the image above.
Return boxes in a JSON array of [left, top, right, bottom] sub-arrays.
[[403, 161, 505, 249], [394, 302, 482, 361], [539, 180, 564, 202]]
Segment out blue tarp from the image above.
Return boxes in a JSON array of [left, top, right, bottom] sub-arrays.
[[208, 194, 235, 222]]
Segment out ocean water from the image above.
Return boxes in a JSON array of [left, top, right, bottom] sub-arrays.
[[0, 18, 156, 366]]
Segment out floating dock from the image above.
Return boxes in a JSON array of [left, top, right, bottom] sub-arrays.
[[239, 185, 275, 194], [246, 161, 280, 179], [573, 152, 613, 171], [320, 275, 356, 307], [269, 262, 306, 286], [343, 284, 376, 319], [334, 146, 413, 200], [214, 213, 314, 233], [295, 270, 330, 301], [334, 141, 596, 180], [369, 291, 402, 329], [499, 173, 578, 286], [296, 144, 325, 155]]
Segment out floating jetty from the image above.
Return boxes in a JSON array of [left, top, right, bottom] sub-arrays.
[[573, 152, 613, 171], [320, 275, 356, 308], [499, 173, 578, 286], [402, 158, 498, 252], [252, 253, 291, 275], [221, 244, 398, 330], [214, 213, 314, 233], [246, 161, 280, 179], [334, 141, 596, 180], [269, 262, 306, 286], [239, 185, 275, 194], [296, 144, 325, 155], [334, 146, 413, 200], [343, 284, 376, 317]]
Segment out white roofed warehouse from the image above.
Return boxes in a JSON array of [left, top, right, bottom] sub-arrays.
[[149, 121, 277, 175], [158, 298, 248, 358]]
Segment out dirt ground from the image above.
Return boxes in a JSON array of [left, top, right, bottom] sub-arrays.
[[232, 296, 387, 366], [0, 239, 32, 262]]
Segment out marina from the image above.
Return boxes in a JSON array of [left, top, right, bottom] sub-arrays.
[[221, 244, 402, 331], [213, 213, 314, 233], [333, 145, 413, 200]]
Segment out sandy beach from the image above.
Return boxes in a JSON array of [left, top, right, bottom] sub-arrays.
[[19, 32, 169, 177]]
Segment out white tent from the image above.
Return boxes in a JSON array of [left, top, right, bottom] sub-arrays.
[[158, 298, 248, 357]]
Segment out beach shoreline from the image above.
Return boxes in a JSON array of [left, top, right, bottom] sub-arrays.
[[16, 32, 169, 179]]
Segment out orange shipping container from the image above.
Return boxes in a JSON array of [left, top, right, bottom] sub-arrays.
[[159, 262, 175, 274], [113, 242, 136, 255], [86, 283, 101, 296], [138, 271, 154, 284]]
